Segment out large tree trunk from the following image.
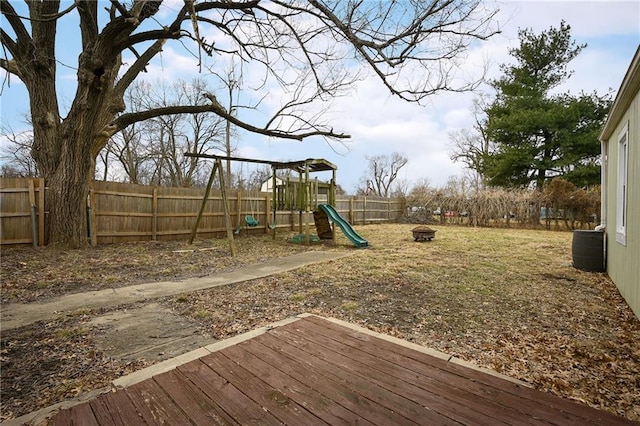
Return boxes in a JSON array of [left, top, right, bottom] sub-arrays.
[[44, 119, 95, 247], [34, 44, 124, 247], [34, 81, 119, 247], [46, 166, 91, 247]]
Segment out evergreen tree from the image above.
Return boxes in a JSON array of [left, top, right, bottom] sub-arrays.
[[484, 21, 610, 190]]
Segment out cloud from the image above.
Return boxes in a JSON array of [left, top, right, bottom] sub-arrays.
[[2, 1, 637, 194], [123, 46, 201, 83], [506, 1, 640, 37], [289, 1, 639, 191]]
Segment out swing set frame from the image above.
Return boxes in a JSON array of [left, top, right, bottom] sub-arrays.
[[185, 153, 337, 256]]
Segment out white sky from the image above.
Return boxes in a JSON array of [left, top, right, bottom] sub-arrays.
[[1, 1, 638, 193]]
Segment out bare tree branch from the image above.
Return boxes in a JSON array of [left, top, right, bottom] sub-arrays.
[[0, 1, 75, 22], [114, 39, 166, 95], [0, 58, 21, 78], [109, 1, 130, 19], [0, 1, 32, 45], [77, 1, 99, 50], [0, 28, 18, 58], [307, 0, 499, 101], [364, 152, 409, 197], [195, 1, 261, 14], [109, 99, 350, 142]]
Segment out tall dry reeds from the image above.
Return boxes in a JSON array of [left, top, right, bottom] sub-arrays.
[[404, 178, 600, 230]]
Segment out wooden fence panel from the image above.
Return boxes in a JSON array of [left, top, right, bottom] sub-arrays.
[[0, 180, 405, 247], [157, 185, 220, 240], [92, 181, 155, 244], [334, 197, 352, 223], [0, 177, 45, 246], [362, 196, 389, 223]]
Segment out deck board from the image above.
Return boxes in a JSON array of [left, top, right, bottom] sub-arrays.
[[245, 336, 402, 425], [256, 331, 421, 425], [124, 378, 193, 424], [280, 319, 525, 426], [302, 315, 624, 425], [177, 359, 281, 425], [200, 351, 326, 425], [87, 395, 122, 426], [96, 388, 147, 425], [295, 317, 553, 426], [223, 342, 374, 425], [267, 325, 463, 424], [153, 369, 237, 425], [46, 315, 635, 425], [51, 403, 97, 426]]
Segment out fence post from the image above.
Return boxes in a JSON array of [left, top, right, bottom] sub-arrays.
[[363, 196, 367, 225], [152, 187, 158, 241], [28, 179, 37, 246], [236, 190, 243, 230], [349, 196, 354, 224], [263, 194, 269, 234], [89, 189, 98, 246], [387, 198, 391, 221], [38, 178, 45, 246]]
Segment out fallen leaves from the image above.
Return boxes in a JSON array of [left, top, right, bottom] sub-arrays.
[[1, 225, 639, 422], [0, 235, 316, 304], [0, 317, 151, 422]]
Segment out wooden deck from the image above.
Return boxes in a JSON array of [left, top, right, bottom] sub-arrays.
[[49, 315, 632, 425]]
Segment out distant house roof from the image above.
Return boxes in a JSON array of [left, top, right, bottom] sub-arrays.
[[260, 175, 331, 192], [600, 46, 640, 142], [273, 158, 337, 173]]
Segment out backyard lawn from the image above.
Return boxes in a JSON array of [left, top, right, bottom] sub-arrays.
[[1, 224, 639, 421]]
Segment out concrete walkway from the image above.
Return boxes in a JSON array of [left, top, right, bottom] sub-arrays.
[[1, 250, 352, 330]]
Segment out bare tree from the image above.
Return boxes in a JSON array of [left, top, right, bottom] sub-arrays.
[[390, 178, 410, 198], [409, 178, 432, 198], [98, 82, 154, 183], [0, 125, 37, 177], [101, 124, 149, 184], [362, 152, 409, 197], [153, 78, 225, 187], [442, 175, 471, 198], [210, 63, 246, 185], [103, 79, 225, 186], [246, 165, 273, 191], [449, 96, 493, 192], [1, 0, 499, 247]]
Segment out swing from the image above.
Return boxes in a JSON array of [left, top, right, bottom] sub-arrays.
[[244, 188, 259, 227], [245, 214, 259, 227]]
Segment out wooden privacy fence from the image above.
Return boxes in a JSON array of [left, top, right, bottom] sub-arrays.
[[0, 179, 405, 246], [0, 177, 46, 246]]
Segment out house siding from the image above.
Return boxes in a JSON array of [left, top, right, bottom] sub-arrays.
[[604, 85, 640, 320]]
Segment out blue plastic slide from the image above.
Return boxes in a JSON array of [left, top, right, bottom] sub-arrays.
[[317, 204, 368, 248]]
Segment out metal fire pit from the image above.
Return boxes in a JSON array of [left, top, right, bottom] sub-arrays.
[[412, 226, 436, 241]]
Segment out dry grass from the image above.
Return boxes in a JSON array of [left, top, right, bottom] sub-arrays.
[[1, 224, 639, 421], [0, 232, 315, 303]]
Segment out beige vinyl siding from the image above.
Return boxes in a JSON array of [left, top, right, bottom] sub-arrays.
[[605, 91, 640, 319]]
